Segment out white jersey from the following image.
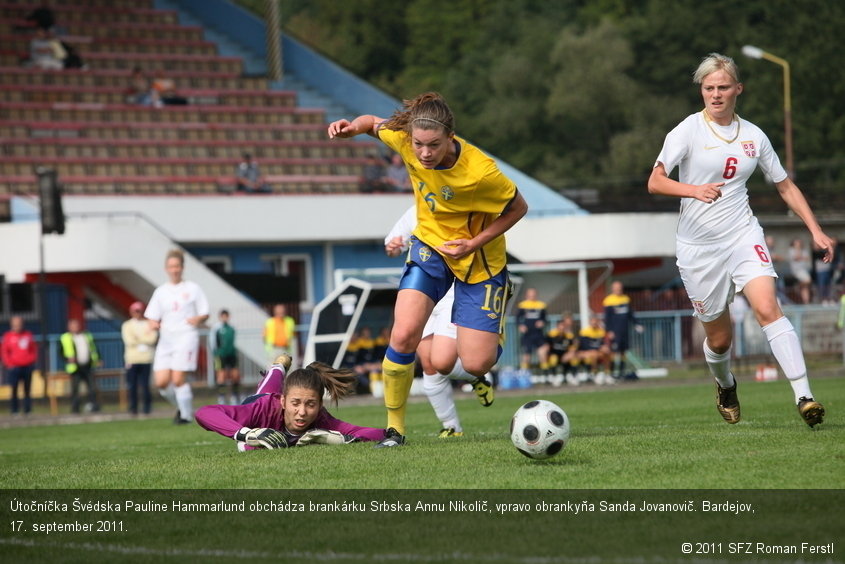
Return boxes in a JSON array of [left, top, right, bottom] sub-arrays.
[[656, 111, 788, 244], [145, 280, 209, 336], [384, 205, 416, 251]]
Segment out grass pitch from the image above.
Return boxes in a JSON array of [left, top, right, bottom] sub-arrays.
[[1, 376, 842, 490], [1, 376, 842, 564]]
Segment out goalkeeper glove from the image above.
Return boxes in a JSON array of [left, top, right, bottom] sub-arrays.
[[296, 428, 360, 446], [234, 427, 288, 449]]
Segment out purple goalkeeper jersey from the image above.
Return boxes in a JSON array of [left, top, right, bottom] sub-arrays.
[[195, 393, 386, 444]]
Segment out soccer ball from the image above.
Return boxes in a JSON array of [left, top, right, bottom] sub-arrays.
[[510, 400, 570, 460]]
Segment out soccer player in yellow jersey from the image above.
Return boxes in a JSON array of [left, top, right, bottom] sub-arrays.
[[328, 92, 528, 446]]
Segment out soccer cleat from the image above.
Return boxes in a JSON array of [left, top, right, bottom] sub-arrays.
[[273, 354, 293, 371], [374, 427, 405, 448], [797, 397, 825, 428], [438, 428, 464, 438], [715, 381, 741, 424], [471, 376, 495, 407], [173, 410, 191, 425]]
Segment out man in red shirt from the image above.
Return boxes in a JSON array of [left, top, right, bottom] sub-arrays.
[[1, 316, 38, 416]]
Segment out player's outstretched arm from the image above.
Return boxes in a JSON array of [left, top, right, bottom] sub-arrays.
[[327, 115, 384, 139]]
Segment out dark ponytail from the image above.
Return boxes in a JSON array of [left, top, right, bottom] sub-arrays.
[[283, 362, 357, 406]]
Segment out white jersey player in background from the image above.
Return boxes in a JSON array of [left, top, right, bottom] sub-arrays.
[[385, 206, 493, 437], [145, 249, 210, 423], [648, 52, 834, 428]]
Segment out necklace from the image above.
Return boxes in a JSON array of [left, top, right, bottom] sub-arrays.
[[702, 109, 740, 144]]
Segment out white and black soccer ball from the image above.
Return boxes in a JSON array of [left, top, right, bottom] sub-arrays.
[[510, 400, 570, 460]]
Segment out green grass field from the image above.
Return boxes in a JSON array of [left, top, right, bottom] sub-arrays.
[[1, 376, 843, 563], [1, 376, 842, 489]]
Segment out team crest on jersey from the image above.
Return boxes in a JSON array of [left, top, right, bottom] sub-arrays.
[[741, 141, 756, 157], [418, 246, 432, 262], [441, 186, 455, 200], [691, 300, 706, 315]]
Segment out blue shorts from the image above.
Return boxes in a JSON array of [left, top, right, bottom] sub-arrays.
[[399, 237, 509, 334]]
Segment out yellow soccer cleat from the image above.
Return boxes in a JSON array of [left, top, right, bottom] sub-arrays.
[[797, 397, 825, 428], [715, 381, 741, 424], [438, 428, 464, 438]]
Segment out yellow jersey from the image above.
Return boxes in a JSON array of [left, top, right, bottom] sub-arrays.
[[377, 127, 517, 284]]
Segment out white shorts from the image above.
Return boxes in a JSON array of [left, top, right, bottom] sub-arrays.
[[153, 331, 200, 372], [422, 287, 457, 340], [676, 218, 776, 322]]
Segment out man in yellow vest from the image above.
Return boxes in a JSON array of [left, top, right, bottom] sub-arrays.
[[263, 303, 297, 366], [61, 318, 101, 413]]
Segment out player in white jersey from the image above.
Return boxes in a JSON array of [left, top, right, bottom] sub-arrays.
[[648, 53, 834, 428], [385, 207, 491, 437], [145, 249, 210, 423]]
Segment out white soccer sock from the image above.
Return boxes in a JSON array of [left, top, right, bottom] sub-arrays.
[[703, 340, 735, 389], [448, 357, 479, 383], [762, 316, 812, 402], [159, 382, 177, 406], [422, 372, 461, 431], [175, 383, 194, 421]]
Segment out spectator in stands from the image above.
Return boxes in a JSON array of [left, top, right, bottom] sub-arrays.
[[263, 303, 297, 365], [151, 75, 189, 106], [61, 318, 101, 414], [211, 309, 241, 405], [122, 301, 157, 415], [788, 238, 812, 304], [516, 287, 547, 373], [126, 66, 157, 106], [359, 152, 390, 193], [145, 249, 210, 424], [1, 316, 38, 416], [23, 4, 56, 32], [26, 27, 65, 70], [384, 153, 412, 192], [765, 235, 791, 304], [235, 153, 270, 193], [812, 239, 837, 305]]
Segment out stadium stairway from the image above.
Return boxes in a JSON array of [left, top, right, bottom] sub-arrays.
[[154, 0, 268, 76], [0, 211, 269, 366], [157, 0, 360, 124]]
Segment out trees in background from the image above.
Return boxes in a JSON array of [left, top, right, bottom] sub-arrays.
[[258, 0, 845, 210]]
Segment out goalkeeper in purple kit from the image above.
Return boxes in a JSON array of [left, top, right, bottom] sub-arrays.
[[196, 355, 391, 449]]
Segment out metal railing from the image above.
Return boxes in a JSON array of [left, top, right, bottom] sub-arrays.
[[22, 305, 842, 392]]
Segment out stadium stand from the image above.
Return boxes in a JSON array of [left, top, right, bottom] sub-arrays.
[[0, 0, 379, 198]]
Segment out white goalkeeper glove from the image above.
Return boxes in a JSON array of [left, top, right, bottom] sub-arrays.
[[234, 427, 288, 449], [296, 428, 359, 446]]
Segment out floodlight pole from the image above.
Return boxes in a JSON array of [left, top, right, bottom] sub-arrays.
[[742, 45, 793, 179], [265, 0, 283, 81]]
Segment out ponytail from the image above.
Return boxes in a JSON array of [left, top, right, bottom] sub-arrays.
[[283, 361, 357, 406], [381, 92, 455, 136]]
